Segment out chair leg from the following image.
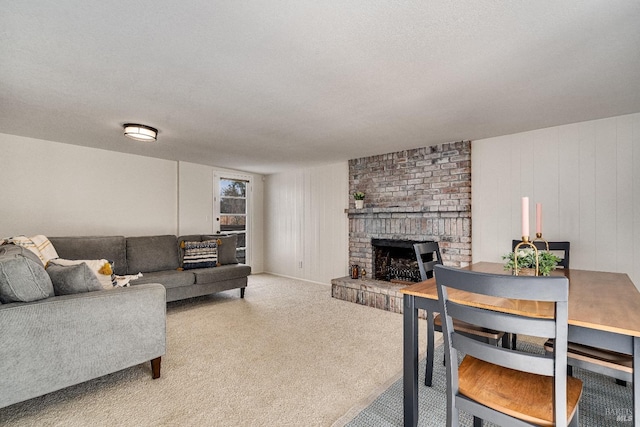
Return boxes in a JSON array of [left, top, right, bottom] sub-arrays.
[[501, 333, 510, 349], [473, 416, 482, 427], [616, 379, 627, 386], [424, 311, 435, 387], [568, 365, 573, 377], [511, 333, 517, 350], [569, 406, 579, 427]]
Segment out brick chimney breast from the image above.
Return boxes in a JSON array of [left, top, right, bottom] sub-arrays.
[[348, 141, 472, 276]]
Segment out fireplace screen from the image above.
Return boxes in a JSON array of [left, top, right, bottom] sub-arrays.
[[372, 239, 432, 283]]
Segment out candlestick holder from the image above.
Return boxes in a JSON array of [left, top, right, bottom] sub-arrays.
[[513, 235, 539, 276], [532, 232, 550, 251]]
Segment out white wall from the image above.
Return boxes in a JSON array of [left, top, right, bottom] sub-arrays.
[[0, 133, 177, 236], [264, 162, 349, 284], [0, 134, 264, 272], [472, 113, 640, 287], [178, 162, 214, 235], [178, 161, 265, 273]]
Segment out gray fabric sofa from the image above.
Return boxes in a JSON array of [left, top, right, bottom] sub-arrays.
[[49, 234, 252, 302], [0, 233, 249, 409], [0, 241, 166, 408]]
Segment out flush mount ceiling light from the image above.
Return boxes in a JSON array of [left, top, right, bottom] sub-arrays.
[[123, 124, 158, 142]]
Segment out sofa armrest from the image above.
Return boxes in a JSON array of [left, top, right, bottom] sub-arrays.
[[0, 284, 166, 408]]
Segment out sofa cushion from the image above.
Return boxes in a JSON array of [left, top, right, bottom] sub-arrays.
[[209, 234, 239, 265], [0, 245, 55, 303], [132, 270, 195, 289], [192, 264, 251, 284], [182, 240, 218, 270], [50, 236, 127, 275], [2, 243, 44, 266], [48, 258, 116, 290], [46, 263, 104, 295], [126, 235, 179, 274]]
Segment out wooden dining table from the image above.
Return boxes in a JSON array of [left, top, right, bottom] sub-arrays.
[[401, 262, 640, 427]]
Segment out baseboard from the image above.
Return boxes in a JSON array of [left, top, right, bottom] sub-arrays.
[[260, 271, 331, 287]]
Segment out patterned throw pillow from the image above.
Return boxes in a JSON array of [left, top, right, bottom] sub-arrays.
[[182, 240, 219, 270]]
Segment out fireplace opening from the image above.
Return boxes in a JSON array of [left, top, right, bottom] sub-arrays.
[[372, 239, 433, 283]]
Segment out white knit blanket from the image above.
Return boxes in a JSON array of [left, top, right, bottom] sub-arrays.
[[3, 235, 59, 264]]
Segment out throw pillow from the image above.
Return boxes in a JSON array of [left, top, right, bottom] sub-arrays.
[[0, 246, 55, 303], [181, 240, 218, 270], [48, 258, 116, 290], [202, 234, 239, 265], [216, 234, 239, 265], [46, 263, 104, 295]]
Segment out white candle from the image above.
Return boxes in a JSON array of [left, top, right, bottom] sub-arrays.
[[521, 197, 529, 237], [536, 203, 542, 235]]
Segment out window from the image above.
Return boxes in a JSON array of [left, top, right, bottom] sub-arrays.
[[215, 176, 250, 264]]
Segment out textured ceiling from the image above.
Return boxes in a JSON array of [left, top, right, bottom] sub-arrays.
[[2, 1, 639, 174]]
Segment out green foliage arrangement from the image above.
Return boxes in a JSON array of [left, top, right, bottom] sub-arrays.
[[502, 248, 561, 276], [353, 191, 365, 200]]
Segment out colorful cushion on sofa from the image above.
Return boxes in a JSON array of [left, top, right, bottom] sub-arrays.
[[181, 240, 218, 270], [0, 245, 55, 303], [46, 263, 103, 295]]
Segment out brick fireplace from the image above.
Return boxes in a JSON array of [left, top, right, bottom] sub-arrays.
[[372, 238, 426, 282], [331, 141, 471, 313]]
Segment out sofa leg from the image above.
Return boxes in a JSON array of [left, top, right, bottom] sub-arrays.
[[151, 357, 161, 379], [240, 287, 246, 298]]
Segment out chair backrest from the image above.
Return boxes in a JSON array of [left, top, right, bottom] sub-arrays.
[[413, 242, 443, 281], [434, 264, 570, 426], [511, 240, 570, 268]]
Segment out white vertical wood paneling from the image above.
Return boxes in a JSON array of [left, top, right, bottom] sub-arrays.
[[577, 121, 597, 267], [616, 115, 634, 275], [557, 124, 581, 240], [533, 127, 559, 238], [594, 119, 618, 271], [473, 113, 640, 288], [633, 117, 640, 286], [264, 162, 348, 284]]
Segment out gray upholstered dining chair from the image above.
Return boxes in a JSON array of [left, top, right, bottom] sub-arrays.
[[413, 242, 508, 387], [434, 264, 583, 427]]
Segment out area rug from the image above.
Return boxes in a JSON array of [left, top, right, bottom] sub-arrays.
[[340, 341, 633, 426]]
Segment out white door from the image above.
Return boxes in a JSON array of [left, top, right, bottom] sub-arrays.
[[214, 174, 251, 264]]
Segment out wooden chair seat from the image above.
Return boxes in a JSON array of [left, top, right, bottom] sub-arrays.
[[459, 356, 583, 427], [544, 339, 633, 374], [434, 314, 505, 341]]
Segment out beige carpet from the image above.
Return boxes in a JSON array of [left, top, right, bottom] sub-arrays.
[[0, 274, 427, 426]]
